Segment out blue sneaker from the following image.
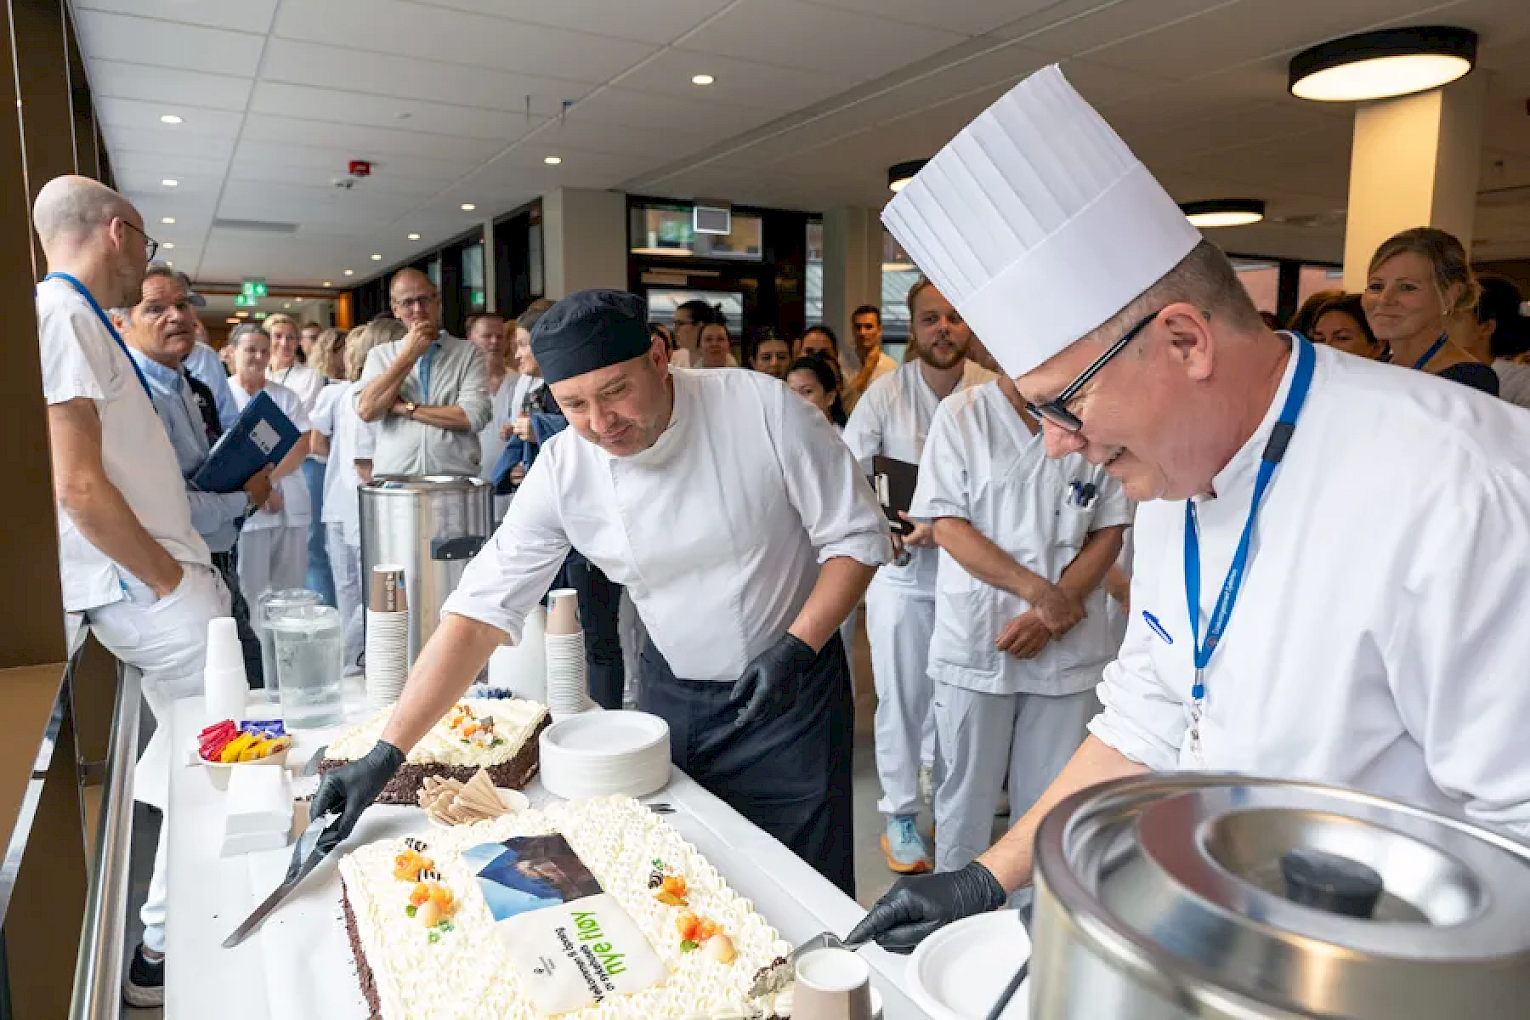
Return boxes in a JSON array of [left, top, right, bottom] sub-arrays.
[[881, 814, 933, 874]]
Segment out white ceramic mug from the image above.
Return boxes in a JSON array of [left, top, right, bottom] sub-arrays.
[[794, 947, 872, 1020]]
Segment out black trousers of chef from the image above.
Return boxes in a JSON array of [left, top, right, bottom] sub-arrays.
[[551, 556, 625, 710], [638, 633, 856, 897]]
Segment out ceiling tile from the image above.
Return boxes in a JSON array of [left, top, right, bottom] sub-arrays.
[[274, 0, 657, 80], [103, 123, 238, 161], [229, 140, 473, 184], [75, 0, 278, 35], [74, 10, 265, 77], [531, 112, 721, 160], [568, 87, 778, 137], [613, 48, 856, 112], [95, 96, 245, 137], [802, 0, 1060, 36], [249, 81, 544, 141], [227, 160, 451, 198], [678, 0, 968, 80], [407, 0, 734, 45], [83, 60, 254, 111], [997, 0, 1238, 55], [240, 113, 506, 162]]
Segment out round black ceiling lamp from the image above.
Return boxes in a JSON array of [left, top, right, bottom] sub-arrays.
[[1181, 199, 1266, 228], [1289, 26, 1477, 102], [888, 160, 928, 193]]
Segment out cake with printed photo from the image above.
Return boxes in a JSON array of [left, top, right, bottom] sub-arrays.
[[338, 796, 795, 1020], [320, 698, 549, 805]]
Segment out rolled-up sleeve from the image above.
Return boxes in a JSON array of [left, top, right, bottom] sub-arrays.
[[1089, 473, 1134, 532], [911, 399, 967, 522], [841, 386, 884, 475], [776, 389, 890, 567], [454, 348, 492, 433], [1087, 609, 1185, 771], [440, 453, 571, 644]]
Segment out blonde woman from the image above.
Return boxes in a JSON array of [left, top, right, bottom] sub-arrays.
[[312, 319, 404, 674], [1362, 227, 1498, 395]]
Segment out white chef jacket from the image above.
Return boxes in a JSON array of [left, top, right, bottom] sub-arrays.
[[843, 359, 996, 589], [1091, 341, 1530, 836], [36, 277, 210, 611], [312, 381, 376, 547], [227, 378, 312, 531], [445, 368, 891, 682], [913, 382, 1132, 696]]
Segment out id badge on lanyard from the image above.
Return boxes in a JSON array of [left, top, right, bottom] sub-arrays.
[[1183, 336, 1314, 767]]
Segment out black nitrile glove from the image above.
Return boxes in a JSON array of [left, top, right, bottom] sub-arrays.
[[729, 633, 818, 728], [846, 861, 1008, 953], [310, 740, 406, 853]]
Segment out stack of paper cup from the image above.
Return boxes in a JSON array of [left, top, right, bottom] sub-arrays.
[[543, 589, 590, 715], [365, 565, 410, 708], [204, 616, 250, 723]]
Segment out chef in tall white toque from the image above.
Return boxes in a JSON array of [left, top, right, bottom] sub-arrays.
[[312, 289, 890, 895], [851, 65, 1530, 952]]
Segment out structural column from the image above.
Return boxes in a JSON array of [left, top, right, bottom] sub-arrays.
[[821, 206, 883, 371], [540, 188, 627, 299], [1341, 74, 1486, 290]]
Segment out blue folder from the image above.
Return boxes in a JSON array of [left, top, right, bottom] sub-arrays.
[[190, 389, 301, 494]]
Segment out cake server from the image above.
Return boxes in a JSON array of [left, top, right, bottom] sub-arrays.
[[748, 930, 867, 999], [301, 743, 328, 777], [222, 811, 337, 948]]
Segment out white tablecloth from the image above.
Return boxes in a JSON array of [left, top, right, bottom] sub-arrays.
[[164, 697, 927, 1018]]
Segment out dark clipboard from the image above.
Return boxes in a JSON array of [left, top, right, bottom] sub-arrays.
[[871, 455, 918, 536], [190, 389, 300, 494]]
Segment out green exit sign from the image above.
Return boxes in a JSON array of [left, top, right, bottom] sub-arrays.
[[233, 293, 255, 307], [241, 279, 267, 299]]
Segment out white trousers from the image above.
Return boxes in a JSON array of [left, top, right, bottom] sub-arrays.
[[865, 579, 936, 817], [931, 682, 1099, 874], [75, 563, 229, 955], [237, 525, 308, 607], [326, 525, 364, 676]]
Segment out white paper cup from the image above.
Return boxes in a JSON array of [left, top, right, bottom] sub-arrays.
[[794, 948, 872, 1020], [205, 617, 245, 675]]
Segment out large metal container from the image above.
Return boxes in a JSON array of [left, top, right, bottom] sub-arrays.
[[359, 476, 493, 665], [1031, 775, 1530, 1019]]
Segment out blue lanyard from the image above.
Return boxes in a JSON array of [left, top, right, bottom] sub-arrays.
[[1413, 333, 1448, 371], [43, 272, 154, 402], [1183, 337, 1316, 706]]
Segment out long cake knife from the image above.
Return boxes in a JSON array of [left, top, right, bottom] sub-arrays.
[[222, 811, 337, 948]]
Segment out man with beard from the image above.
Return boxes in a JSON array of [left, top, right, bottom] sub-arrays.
[[312, 290, 889, 895], [843, 280, 995, 875]]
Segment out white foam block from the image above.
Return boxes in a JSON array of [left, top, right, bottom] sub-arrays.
[[223, 761, 293, 849]]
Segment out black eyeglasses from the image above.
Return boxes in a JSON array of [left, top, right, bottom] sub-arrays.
[[120, 219, 159, 261], [1024, 308, 1161, 433]]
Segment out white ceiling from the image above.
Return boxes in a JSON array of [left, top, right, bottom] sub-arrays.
[[72, 0, 1530, 289]]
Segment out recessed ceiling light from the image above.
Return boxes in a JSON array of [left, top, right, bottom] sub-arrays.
[[408, 232, 421, 240], [322, 281, 332, 288], [284, 302, 291, 309], [226, 317, 239, 324], [692, 74, 715, 86], [161, 216, 176, 224], [460, 203, 476, 211], [544, 156, 562, 165], [295, 297, 303, 303], [370, 253, 382, 260], [164, 261, 173, 267], [1181, 199, 1266, 228], [343, 269, 354, 276], [1289, 26, 1477, 102], [235, 311, 249, 318], [161, 179, 179, 187], [888, 159, 928, 193], [162, 242, 175, 249], [160, 114, 182, 125]]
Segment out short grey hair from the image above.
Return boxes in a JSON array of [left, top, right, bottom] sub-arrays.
[[229, 322, 271, 347], [1085, 240, 1264, 349], [111, 265, 184, 322]]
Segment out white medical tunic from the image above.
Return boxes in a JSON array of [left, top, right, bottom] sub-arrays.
[[1092, 342, 1530, 836], [227, 379, 312, 530], [913, 382, 1131, 696], [445, 368, 891, 682], [843, 359, 996, 589]]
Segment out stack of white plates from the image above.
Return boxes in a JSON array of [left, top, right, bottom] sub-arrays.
[[539, 711, 671, 800], [544, 631, 589, 715], [907, 911, 1031, 1019], [365, 609, 410, 708]]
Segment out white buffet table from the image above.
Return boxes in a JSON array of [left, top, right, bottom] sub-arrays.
[[163, 696, 928, 1018]]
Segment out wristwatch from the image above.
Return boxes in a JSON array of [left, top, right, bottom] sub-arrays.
[[404, 400, 418, 418]]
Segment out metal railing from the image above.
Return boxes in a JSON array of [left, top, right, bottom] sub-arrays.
[[69, 664, 140, 1020]]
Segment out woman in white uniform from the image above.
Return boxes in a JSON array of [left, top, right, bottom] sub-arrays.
[[227, 324, 312, 605]]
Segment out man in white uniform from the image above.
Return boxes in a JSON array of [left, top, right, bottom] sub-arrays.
[[913, 375, 1129, 874], [313, 290, 889, 894], [843, 280, 995, 873], [31, 175, 229, 1006], [852, 66, 1530, 952]]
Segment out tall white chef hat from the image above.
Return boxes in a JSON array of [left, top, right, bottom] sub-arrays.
[[882, 65, 1203, 378]]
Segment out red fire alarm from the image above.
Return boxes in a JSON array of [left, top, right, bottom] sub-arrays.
[[348, 160, 372, 178]]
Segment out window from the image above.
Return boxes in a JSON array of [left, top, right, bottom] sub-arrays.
[[646, 288, 744, 337], [1231, 258, 1279, 316], [1298, 263, 1344, 308], [463, 241, 485, 312], [805, 219, 823, 325], [629, 202, 764, 261]]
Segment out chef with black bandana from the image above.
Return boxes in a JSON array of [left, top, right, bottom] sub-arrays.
[[312, 289, 890, 895]]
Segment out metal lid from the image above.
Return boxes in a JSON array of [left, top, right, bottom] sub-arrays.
[[363, 474, 491, 494], [1034, 775, 1530, 1018]]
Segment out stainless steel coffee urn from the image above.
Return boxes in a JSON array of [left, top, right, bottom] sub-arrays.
[[359, 475, 493, 665], [1029, 775, 1530, 1019]]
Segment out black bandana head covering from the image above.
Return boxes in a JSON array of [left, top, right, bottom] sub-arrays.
[[530, 289, 653, 385]]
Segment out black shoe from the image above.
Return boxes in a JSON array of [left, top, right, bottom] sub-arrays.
[[123, 944, 164, 1008]]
